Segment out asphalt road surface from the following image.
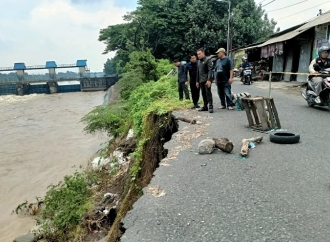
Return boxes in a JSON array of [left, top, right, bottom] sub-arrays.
[[121, 80, 330, 242]]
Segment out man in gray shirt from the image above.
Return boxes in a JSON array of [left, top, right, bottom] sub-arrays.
[[214, 48, 234, 110]]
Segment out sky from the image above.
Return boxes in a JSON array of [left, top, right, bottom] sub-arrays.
[[0, 0, 329, 73], [257, 0, 330, 31], [0, 0, 137, 73]]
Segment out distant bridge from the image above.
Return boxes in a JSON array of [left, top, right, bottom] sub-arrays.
[[0, 60, 118, 96]]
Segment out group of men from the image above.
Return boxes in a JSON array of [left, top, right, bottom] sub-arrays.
[[173, 48, 234, 114]]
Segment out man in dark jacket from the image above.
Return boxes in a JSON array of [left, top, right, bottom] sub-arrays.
[[173, 60, 190, 101], [186, 54, 200, 108], [196, 48, 213, 113]]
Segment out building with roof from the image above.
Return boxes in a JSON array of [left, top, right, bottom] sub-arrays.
[[237, 11, 330, 82]]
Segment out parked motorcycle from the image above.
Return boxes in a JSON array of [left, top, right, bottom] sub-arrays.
[[241, 67, 252, 85], [233, 68, 240, 77], [301, 67, 330, 111]]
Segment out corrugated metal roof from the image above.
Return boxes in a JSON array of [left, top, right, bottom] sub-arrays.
[[258, 11, 330, 47], [258, 31, 304, 47]]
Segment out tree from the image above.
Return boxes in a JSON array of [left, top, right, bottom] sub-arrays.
[[99, 0, 277, 67]]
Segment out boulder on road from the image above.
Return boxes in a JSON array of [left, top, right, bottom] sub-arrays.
[[198, 139, 215, 154], [13, 233, 35, 242]]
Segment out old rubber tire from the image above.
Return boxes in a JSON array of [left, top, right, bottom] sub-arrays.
[[270, 132, 300, 144]]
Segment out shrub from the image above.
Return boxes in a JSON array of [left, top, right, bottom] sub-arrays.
[[41, 172, 97, 240], [156, 59, 174, 77], [123, 50, 158, 81], [81, 102, 130, 138]]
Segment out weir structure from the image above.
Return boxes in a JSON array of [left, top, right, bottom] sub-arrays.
[[0, 60, 118, 96]]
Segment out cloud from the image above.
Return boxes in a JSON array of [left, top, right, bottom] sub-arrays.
[[71, 0, 104, 4], [0, 0, 135, 72]]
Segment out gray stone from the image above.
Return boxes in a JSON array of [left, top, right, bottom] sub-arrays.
[[13, 233, 35, 242], [198, 139, 215, 154]]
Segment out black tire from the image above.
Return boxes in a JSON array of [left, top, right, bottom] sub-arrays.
[[308, 102, 314, 107], [247, 77, 251, 85], [270, 132, 300, 144]]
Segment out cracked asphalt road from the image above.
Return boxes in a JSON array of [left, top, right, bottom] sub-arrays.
[[121, 80, 330, 242]]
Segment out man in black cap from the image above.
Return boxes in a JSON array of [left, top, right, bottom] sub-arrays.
[[186, 54, 200, 109], [196, 48, 213, 113]]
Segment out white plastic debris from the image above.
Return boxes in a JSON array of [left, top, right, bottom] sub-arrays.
[[126, 129, 134, 140], [103, 209, 109, 215], [92, 157, 111, 170], [104, 193, 114, 198], [113, 149, 127, 165]]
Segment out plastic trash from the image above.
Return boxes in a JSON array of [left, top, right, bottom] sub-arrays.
[[104, 193, 114, 198], [249, 142, 256, 149]]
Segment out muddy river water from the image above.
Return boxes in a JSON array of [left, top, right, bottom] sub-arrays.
[[0, 91, 106, 241]]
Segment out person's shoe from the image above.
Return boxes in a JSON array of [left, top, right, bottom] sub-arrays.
[[191, 105, 197, 109], [198, 106, 208, 111], [209, 108, 214, 113], [195, 104, 200, 108]]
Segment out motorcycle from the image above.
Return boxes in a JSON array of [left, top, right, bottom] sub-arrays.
[[301, 66, 330, 111], [233, 68, 240, 77], [241, 67, 252, 85]]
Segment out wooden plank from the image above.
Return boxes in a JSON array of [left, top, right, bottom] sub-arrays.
[[242, 100, 254, 127], [250, 104, 260, 125], [254, 99, 269, 131], [270, 98, 281, 129], [265, 99, 275, 129]]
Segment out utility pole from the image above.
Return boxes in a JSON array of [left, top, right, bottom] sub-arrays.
[[228, 14, 234, 59], [216, 0, 231, 54]]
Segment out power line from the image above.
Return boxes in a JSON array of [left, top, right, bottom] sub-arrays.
[[262, 0, 275, 7], [267, 0, 308, 12], [257, 0, 268, 4], [277, 1, 330, 20]]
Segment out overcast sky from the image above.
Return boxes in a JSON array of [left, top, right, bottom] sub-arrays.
[[0, 0, 329, 73]]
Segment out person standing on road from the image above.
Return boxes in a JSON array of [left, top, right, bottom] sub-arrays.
[[186, 54, 200, 109], [173, 59, 190, 101], [196, 48, 213, 113], [214, 48, 235, 110]]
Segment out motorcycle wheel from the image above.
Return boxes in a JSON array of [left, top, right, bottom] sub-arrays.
[[308, 102, 314, 107], [247, 77, 251, 85]]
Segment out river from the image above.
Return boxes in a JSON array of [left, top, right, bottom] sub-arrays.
[[0, 91, 107, 241]]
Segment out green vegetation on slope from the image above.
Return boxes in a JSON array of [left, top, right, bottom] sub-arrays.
[[31, 50, 188, 241]]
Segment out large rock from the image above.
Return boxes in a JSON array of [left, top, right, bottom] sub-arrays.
[[198, 139, 215, 154], [13, 233, 35, 242]]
